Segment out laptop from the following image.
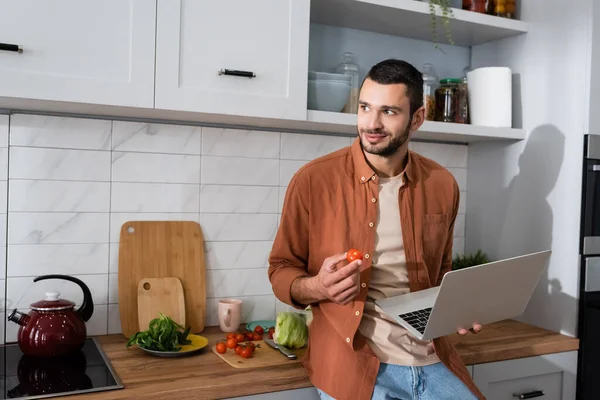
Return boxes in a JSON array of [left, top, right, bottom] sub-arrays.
[[375, 250, 551, 341]]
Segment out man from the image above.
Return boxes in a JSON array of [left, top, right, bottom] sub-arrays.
[[268, 59, 485, 400]]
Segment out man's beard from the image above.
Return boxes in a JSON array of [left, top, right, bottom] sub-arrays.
[[358, 120, 411, 157]]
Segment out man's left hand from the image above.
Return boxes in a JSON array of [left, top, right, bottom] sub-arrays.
[[457, 323, 482, 335]]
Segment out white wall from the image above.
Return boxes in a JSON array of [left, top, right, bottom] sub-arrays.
[[467, 0, 593, 336], [2, 113, 469, 342]]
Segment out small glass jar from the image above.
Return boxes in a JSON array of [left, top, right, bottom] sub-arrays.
[[434, 78, 462, 123], [488, 0, 517, 18], [422, 63, 438, 121]]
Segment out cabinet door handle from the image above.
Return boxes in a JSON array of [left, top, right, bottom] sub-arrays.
[[218, 68, 256, 78], [0, 43, 23, 53], [513, 390, 545, 399]]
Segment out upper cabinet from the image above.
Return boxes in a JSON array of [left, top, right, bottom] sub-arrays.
[[154, 0, 310, 121], [0, 0, 156, 108]]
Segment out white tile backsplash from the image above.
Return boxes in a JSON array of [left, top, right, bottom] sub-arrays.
[[10, 114, 111, 150], [111, 182, 199, 213], [0, 113, 470, 339], [201, 156, 279, 186], [112, 152, 201, 183], [112, 121, 202, 154], [9, 180, 110, 212], [10, 147, 111, 181], [200, 185, 278, 214], [7, 244, 109, 277], [281, 132, 352, 160], [8, 213, 110, 245], [202, 127, 280, 159]]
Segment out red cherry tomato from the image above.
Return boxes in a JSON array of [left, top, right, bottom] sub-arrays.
[[241, 347, 253, 358], [216, 342, 227, 354], [346, 249, 363, 262], [226, 338, 238, 349], [253, 325, 264, 335]]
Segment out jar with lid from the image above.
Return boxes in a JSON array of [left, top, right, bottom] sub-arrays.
[[422, 63, 438, 121], [335, 52, 360, 114], [434, 78, 462, 123], [487, 0, 517, 19]]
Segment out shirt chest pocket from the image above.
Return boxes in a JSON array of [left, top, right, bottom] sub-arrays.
[[422, 213, 451, 257]]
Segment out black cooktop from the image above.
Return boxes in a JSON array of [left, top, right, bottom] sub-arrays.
[[0, 338, 123, 400]]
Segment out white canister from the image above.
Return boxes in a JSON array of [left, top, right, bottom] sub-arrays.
[[466, 67, 512, 128]]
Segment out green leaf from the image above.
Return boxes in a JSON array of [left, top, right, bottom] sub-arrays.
[[125, 312, 192, 352]]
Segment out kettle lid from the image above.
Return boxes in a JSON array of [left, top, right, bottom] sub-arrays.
[[30, 291, 75, 311]]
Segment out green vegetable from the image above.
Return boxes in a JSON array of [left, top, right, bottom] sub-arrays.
[[126, 313, 191, 352], [274, 311, 308, 349]]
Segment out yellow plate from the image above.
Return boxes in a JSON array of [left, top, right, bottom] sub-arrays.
[[139, 334, 209, 357]]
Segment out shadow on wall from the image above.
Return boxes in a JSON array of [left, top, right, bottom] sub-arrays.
[[483, 124, 576, 334]]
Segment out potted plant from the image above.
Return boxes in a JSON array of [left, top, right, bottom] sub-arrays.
[[452, 249, 490, 270], [425, 0, 455, 49]]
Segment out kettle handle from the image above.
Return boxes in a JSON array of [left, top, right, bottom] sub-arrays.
[[33, 274, 94, 322]]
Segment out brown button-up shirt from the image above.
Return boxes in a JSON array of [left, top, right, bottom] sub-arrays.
[[268, 138, 485, 400]]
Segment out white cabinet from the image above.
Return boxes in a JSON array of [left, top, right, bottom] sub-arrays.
[[0, 0, 156, 108], [472, 352, 577, 400], [155, 0, 310, 120]]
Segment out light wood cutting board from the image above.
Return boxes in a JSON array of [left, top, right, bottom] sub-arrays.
[[137, 277, 186, 331], [212, 341, 306, 369], [118, 221, 206, 337]]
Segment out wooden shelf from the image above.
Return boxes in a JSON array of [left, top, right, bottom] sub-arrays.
[[310, 0, 528, 47], [307, 110, 525, 143]]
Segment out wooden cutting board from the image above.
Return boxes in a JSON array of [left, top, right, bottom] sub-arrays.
[[118, 221, 206, 337], [137, 277, 186, 331], [212, 341, 306, 369]]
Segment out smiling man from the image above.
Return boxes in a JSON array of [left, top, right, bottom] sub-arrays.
[[268, 59, 485, 400]]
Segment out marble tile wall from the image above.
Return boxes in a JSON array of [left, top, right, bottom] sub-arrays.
[[1, 114, 467, 342]]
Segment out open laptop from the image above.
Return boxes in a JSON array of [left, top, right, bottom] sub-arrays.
[[375, 250, 551, 341]]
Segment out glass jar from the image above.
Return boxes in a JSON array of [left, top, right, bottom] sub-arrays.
[[422, 63, 438, 121], [463, 0, 487, 13], [335, 52, 360, 114], [488, 0, 516, 18], [434, 78, 462, 123], [456, 77, 469, 124]]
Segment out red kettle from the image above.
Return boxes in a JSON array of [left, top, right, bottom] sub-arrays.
[[7, 274, 94, 358]]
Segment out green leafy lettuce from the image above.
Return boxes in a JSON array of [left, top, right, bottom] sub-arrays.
[[274, 311, 308, 349], [126, 313, 191, 352]]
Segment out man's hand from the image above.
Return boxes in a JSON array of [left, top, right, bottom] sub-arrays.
[[315, 252, 362, 305], [457, 323, 482, 335]]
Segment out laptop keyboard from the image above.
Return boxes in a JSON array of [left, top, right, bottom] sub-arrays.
[[398, 308, 432, 334]]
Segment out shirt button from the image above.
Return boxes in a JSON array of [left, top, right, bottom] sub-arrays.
[[371, 198, 377, 203], [369, 222, 374, 227], [361, 176, 366, 181], [364, 253, 370, 259], [371, 176, 376, 181], [355, 311, 360, 316], [361, 282, 366, 288], [346, 337, 351, 343]]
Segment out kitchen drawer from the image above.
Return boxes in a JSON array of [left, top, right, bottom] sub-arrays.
[[472, 351, 577, 400], [155, 0, 310, 121]]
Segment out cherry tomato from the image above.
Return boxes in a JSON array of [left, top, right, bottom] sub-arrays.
[[253, 325, 264, 335], [235, 333, 245, 342], [235, 345, 244, 355], [226, 333, 235, 340], [226, 338, 238, 349], [250, 333, 261, 341], [346, 249, 363, 262], [216, 342, 227, 354], [246, 342, 256, 352], [241, 347, 253, 358], [245, 331, 254, 341], [268, 327, 275, 339]]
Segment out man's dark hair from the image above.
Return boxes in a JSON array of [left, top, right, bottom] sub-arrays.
[[363, 59, 423, 115]]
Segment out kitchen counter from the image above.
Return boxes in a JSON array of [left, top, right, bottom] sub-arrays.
[[66, 319, 579, 400]]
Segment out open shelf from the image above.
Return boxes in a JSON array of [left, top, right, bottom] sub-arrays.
[[310, 0, 528, 47], [307, 110, 526, 143]]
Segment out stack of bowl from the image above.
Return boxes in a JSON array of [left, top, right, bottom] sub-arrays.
[[307, 71, 352, 112]]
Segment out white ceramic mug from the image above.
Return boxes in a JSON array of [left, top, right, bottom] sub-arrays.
[[218, 299, 243, 332]]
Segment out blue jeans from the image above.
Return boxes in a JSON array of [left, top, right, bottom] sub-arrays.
[[316, 362, 477, 400]]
